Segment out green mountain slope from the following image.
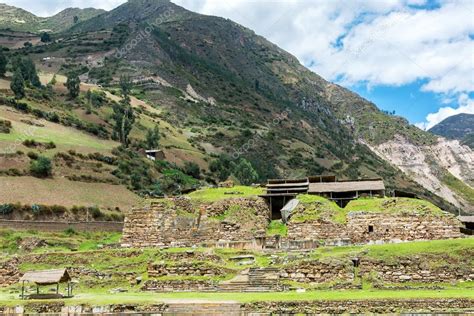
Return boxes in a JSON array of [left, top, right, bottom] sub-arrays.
[[0, 0, 472, 214], [0, 4, 104, 33], [429, 113, 474, 149]]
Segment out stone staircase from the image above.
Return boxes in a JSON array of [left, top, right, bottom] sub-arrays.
[[165, 301, 241, 315], [218, 267, 281, 292]]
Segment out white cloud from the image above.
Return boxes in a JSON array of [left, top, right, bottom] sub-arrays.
[[415, 94, 474, 130]]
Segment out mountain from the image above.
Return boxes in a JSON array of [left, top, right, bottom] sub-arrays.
[[0, 3, 41, 32], [0, 3, 104, 33], [0, 0, 472, 214], [429, 113, 474, 149]]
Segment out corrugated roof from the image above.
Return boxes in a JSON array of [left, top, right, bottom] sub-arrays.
[[308, 180, 385, 193], [20, 269, 71, 285]]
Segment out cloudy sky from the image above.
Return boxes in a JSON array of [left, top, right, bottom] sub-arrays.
[[4, 0, 473, 129]]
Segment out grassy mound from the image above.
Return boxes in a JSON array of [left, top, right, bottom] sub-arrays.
[[291, 195, 446, 224], [186, 186, 264, 203]]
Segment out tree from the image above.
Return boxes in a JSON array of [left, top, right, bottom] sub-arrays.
[[10, 69, 25, 99], [30, 156, 52, 178], [0, 48, 7, 77], [73, 16, 79, 24], [112, 98, 135, 146], [119, 75, 132, 97], [233, 159, 258, 185], [210, 154, 234, 182], [40, 32, 51, 43], [65, 73, 80, 99], [183, 162, 200, 179], [145, 126, 160, 149], [112, 75, 135, 146], [13, 57, 41, 87]]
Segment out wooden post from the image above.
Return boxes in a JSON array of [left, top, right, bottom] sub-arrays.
[[21, 281, 25, 299], [36, 284, 39, 294], [270, 197, 273, 217], [56, 282, 59, 294]]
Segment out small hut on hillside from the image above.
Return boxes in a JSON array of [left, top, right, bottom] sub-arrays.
[[20, 268, 73, 299]]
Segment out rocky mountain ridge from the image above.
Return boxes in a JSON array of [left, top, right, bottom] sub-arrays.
[[429, 113, 474, 149]]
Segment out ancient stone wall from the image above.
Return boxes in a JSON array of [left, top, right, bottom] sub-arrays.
[[0, 258, 20, 287], [280, 259, 354, 284], [141, 279, 217, 292], [2, 299, 472, 314], [121, 197, 270, 248], [148, 262, 232, 278], [243, 299, 474, 314], [287, 220, 348, 242], [287, 212, 462, 244], [359, 257, 474, 284]]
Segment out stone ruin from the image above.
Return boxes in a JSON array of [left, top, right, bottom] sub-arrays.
[[121, 196, 271, 248], [121, 196, 463, 249]]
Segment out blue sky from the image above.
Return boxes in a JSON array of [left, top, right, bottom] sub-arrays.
[[3, 0, 474, 129]]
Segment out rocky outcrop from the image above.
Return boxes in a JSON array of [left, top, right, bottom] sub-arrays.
[[368, 135, 474, 212]]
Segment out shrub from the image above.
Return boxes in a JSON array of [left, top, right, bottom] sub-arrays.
[[183, 162, 201, 179], [89, 207, 102, 219], [45, 141, 56, 149], [0, 119, 12, 133], [23, 139, 38, 148], [27, 151, 38, 160], [29, 156, 52, 178], [0, 204, 13, 215], [64, 227, 76, 236]]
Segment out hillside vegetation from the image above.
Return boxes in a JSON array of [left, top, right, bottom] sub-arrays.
[[0, 4, 104, 33], [0, 0, 472, 215]]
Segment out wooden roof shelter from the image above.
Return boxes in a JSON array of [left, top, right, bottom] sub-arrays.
[[20, 269, 71, 285], [308, 179, 385, 194], [20, 269, 73, 299], [262, 175, 386, 216]]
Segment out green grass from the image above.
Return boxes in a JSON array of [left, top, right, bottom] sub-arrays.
[[0, 109, 117, 151], [443, 172, 474, 205], [0, 229, 122, 255], [266, 220, 288, 236], [291, 196, 445, 224], [186, 186, 264, 202], [345, 197, 443, 214], [0, 289, 472, 306], [290, 194, 341, 223]]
